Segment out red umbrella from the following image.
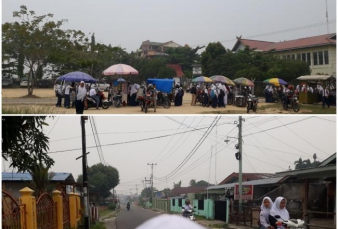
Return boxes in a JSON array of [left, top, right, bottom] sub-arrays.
[[102, 64, 138, 75]]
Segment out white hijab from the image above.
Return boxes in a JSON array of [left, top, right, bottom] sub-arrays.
[[136, 214, 206, 229], [77, 82, 87, 101], [260, 197, 274, 223], [270, 197, 290, 220]]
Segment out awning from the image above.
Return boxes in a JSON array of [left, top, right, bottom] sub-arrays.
[[297, 75, 332, 81]]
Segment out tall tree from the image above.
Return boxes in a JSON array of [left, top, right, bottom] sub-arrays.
[[173, 180, 182, 188], [77, 163, 119, 199], [2, 116, 54, 172], [189, 179, 196, 187]]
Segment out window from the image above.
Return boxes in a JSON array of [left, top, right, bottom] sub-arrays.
[[287, 55, 291, 59], [291, 54, 295, 60], [313, 52, 318, 65], [198, 200, 204, 210], [297, 54, 301, 60], [307, 53, 311, 65], [283, 55, 286, 59], [302, 53, 306, 62], [172, 199, 175, 206], [179, 199, 182, 207], [318, 51, 324, 65], [324, 51, 329, 64]]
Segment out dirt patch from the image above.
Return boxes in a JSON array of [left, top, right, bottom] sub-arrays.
[[20, 95, 41, 99]]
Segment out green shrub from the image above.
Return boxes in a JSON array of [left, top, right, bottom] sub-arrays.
[[107, 204, 116, 210], [91, 222, 106, 229]]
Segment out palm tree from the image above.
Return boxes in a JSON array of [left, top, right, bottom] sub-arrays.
[[313, 153, 317, 162], [28, 163, 55, 198]]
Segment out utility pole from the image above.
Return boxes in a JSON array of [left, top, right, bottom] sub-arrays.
[[147, 163, 157, 204], [238, 116, 243, 212], [136, 184, 138, 197], [81, 116, 90, 229], [325, 0, 329, 34]]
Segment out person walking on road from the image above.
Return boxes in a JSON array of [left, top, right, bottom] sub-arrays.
[[75, 81, 87, 114], [190, 84, 197, 106]]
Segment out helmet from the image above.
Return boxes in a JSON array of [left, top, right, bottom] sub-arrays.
[[185, 199, 190, 205], [288, 85, 294, 90], [148, 84, 153, 88]]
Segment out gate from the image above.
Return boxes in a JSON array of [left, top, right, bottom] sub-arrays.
[[36, 193, 57, 229], [2, 191, 26, 229], [214, 200, 227, 221], [62, 192, 70, 228]]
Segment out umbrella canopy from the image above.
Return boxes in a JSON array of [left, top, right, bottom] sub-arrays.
[[210, 75, 235, 86], [59, 71, 97, 83], [116, 78, 126, 82], [233, 77, 254, 87], [263, 78, 287, 86], [192, 76, 213, 83], [102, 64, 139, 75]]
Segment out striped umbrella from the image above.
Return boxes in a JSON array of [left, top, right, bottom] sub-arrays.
[[263, 78, 287, 86], [192, 76, 213, 83], [210, 75, 235, 86], [233, 77, 254, 86], [102, 64, 139, 75]]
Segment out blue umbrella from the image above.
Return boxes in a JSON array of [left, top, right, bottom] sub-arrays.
[[116, 78, 126, 82], [59, 71, 97, 83]]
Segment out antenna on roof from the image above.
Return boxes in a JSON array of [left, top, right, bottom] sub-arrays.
[[326, 0, 329, 33]]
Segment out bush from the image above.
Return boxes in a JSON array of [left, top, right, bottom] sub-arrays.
[[107, 204, 116, 210], [91, 222, 106, 229]]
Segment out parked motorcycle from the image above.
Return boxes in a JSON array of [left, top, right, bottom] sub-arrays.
[[181, 206, 196, 221], [84, 90, 109, 110], [282, 94, 300, 112], [246, 94, 258, 113], [156, 91, 171, 108], [274, 215, 305, 229], [112, 91, 123, 108]]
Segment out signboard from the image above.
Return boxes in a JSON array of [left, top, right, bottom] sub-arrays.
[[192, 66, 202, 75], [234, 185, 253, 200]]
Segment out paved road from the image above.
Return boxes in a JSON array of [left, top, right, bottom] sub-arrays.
[[115, 206, 160, 229]]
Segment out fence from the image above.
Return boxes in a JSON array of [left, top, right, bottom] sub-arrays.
[[2, 187, 81, 229]]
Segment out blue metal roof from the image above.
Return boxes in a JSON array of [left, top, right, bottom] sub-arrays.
[[2, 172, 75, 182]]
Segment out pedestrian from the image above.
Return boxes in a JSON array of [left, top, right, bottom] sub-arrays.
[[63, 83, 71, 108], [259, 197, 274, 229], [55, 83, 62, 107], [129, 84, 138, 106], [190, 84, 197, 106], [322, 86, 330, 108], [202, 86, 209, 107], [264, 85, 269, 102], [269, 197, 290, 227], [75, 81, 87, 114], [217, 84, 225, 107], [174, 85, 183, 106], [211, 85, 218, 108]]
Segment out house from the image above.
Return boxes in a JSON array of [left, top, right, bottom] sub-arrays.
[[139, 40, 182, 58], [2, 172, 76, 198], [232, 33, 336, 76]]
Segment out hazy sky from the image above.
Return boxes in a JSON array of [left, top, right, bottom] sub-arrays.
[[2, 115, 336, 196], [2, 0, 336, 53]]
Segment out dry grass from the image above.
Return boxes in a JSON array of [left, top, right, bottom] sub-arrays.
[[2, 105, 67, 114]]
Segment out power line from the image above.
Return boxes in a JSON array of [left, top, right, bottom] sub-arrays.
[[47, 116, 60, 136], [48, 125, 217, 154]]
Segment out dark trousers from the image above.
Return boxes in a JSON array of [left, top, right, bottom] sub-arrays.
[[75, 99, 84, 114], [203, 95, 209, 106], [56, 94, 62, 107], [322, 96, 330, 108], [64, 94, 70, 108]]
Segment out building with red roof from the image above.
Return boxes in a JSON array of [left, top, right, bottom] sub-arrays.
[[232, 33, 336, 76]]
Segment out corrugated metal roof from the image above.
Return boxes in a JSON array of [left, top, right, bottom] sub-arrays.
[[206, 177, 283, 190], [2, 172, 74, 182]]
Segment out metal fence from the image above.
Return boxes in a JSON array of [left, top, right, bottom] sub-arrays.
[[36, 193, 57, 229], [2, 191, 26, 229]]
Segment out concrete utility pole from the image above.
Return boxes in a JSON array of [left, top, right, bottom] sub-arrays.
[[238, 116, 243, 212], [81, 116, 90, 229], [136, 184, 138, 196], [147, 163, 157, 204]]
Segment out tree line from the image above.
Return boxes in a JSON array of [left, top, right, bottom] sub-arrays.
[[3, 6, 311, 96]]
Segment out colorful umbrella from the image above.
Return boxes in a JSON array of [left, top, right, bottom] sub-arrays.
[[263, 78, 287, 86], [59, 71, 97, 83], [102, 64, 139, 75], [116, 78, 126, 82], [192, 76, 213, 83], [210, 75, 235, 86], [233, 77, 254, 87]]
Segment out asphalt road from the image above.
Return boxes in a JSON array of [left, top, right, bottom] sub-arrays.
[[115, 206, 160, 229]]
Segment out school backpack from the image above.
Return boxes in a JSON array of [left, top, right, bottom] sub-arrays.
[[220, 89, 225, 97], [177, 89, 183, 97], [210, 90, 216, 98]]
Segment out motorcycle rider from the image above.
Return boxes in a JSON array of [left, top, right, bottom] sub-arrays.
[[89, 86, 100, 109], [284, 85, 294, 107], [182, 199, 193, 218], [127, 201, 130, 210]]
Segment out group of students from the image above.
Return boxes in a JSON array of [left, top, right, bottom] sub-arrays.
[[259, 196, 290, 229], [190, 83, 230, 108]]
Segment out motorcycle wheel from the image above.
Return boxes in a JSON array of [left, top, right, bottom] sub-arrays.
[[101, 102, 109, 109], [163, 98, 171, 109], [115, 100, 121, 108], [140, 103, 144, 111], [84, 106, 89, 110], [253, 104, 257, 112], [293, 103, 300, 112], [144, 104, 148, 113], [246, 104, 250, 113]]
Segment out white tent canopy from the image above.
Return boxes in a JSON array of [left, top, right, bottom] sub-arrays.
[[297, 75, 333, 81]]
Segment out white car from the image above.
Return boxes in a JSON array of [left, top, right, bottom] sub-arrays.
[[91, 81, 110, 91], [20, 80, 28, 87]]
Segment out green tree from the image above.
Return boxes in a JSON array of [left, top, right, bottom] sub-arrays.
[[189, 179, 196, 187], [173, 180, 182, 188], [28, 163, 55, 198], [77, 163, 120, 199], [2, 116, 54, 172], [195, 180, 211, 186]]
